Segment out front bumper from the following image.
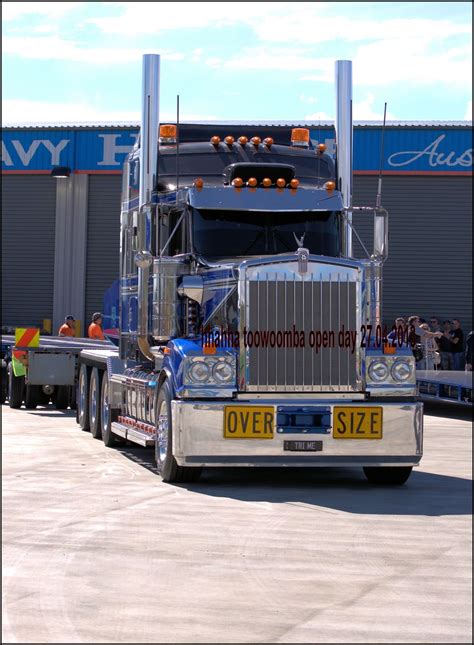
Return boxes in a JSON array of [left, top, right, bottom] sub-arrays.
[[172, 399, 423, 467]]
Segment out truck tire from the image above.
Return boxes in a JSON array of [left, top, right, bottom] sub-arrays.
[[363, 466, 413, 486], [89, 368, 103, 439], [7, 363, 24, 409], [155, 380, 202, 483], [100, 372, 125, 447], [25, 383, 41, 409], [1, 365, 8, 404], [53, 385, 69, 410], [78, 363, 90, 431]]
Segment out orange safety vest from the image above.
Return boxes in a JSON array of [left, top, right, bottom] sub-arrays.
[[88, 322, 105, 340], [58, 323, 74, 337]]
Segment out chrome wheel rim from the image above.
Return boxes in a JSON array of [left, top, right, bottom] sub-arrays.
[[157, 399, 169, 463], [79, 368, 87, 422], [101, 378, 109, 431], [90, 372, 97, 426]]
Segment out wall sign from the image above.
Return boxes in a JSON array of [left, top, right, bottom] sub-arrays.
[[1, 126, 472, 174]]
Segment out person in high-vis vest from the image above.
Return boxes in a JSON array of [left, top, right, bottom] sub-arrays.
[[58, 315, 75, 337], [88, 312, 105, 340]]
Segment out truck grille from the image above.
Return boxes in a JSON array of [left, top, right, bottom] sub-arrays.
[[239, 260, 360, 392]]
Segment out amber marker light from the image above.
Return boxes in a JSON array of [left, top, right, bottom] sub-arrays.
[[324, 181, 336, 192], [251, 136, 261, 146], [159, 124, 177, 144], [232, 177, 244, 188], [262, 177, 272, 187], [238, 136, 248, 145], [263, 137, 274, 148], [224, 135, 234, 146], [317, 143, 327, 153], [276, 178, 286, 188], [247, 177, 258, 187], [289, 178, 300, 189], [203, 343, 217, 355], [210, 135, 220, 146], [291, 128, 310, 147], [194, 177, 204, 190]]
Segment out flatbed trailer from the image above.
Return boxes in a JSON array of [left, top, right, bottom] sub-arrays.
[[416, 370, 473, 407], [1, 334, 116, 409]]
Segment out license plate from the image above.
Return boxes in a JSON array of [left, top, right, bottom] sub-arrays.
[[284, 440, 323, 452], [333, 407, 383, 439], [224, 406, 274, 439]]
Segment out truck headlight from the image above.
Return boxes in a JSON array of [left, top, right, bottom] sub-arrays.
[[213, 361, 234, 384], [188, 360, 211, 383], [391, 359, 413, 382], [368, 359, 389, 382], [183, 356, 236, 386]]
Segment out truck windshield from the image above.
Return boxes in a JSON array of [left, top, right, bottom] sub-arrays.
[[192, 209, 341, 259]]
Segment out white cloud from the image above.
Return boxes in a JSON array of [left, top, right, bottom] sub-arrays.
[[304, 111, 333, 121], [300, 94, 318, 105], [84, 2, 470, 50], [1, 99, 217, 125], [352, 94, 397, 121], [2, 35, 185, 64], [86, 2, 302, 34], [2, 2, 83, 21], [465, 100, 472, 120]]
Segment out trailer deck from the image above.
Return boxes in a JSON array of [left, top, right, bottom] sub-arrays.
[[417, 369, 473, 406]]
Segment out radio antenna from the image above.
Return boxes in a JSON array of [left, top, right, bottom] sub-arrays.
[[376, 102, 387, 209], [176, 94, 180, 204]]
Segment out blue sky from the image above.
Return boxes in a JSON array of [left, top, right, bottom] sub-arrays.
[[2, 2, 472, 125]]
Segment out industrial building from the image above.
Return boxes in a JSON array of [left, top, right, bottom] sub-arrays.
[[1, 121, 472, 335]]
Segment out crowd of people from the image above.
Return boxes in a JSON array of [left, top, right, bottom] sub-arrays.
[[390, 316, 473, 372]]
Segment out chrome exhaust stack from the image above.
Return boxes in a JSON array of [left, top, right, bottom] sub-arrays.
[[335, 60, 353, 258], [137, 54, 160, 361]]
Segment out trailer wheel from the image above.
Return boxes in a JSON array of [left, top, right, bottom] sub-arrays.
[[78, 363, 90, 431], [1, 365, 7, 404], [155, 379, 202, 483], [89, 368, 103, 439], [100, 372, 125, 447], [53, 385, 69, 410], [7, 363, 24, 409], [363, 466, 413, 486], [25, 383, 41, 409]]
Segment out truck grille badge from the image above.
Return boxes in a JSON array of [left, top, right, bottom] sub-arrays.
[[296, 247, 309, 275]]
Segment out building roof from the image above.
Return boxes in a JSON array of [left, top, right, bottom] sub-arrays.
[[1, 119, 472, 130]]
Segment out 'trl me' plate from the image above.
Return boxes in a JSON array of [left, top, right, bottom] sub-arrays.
[[333, 407, 383, 439], [224, 406, 274, 439]]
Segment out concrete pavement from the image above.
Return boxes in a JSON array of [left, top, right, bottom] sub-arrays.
[[2, 402, 472, 643]]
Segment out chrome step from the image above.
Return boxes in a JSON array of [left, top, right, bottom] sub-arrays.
[[111, 421, 155, 447]]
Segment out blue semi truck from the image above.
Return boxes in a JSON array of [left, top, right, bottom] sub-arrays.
[[71, 54, 422, 485], [3, 54, 425, 485]]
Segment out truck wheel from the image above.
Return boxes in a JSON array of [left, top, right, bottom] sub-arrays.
[[25, 383, 41, 409], [78, 363, 90, 431], [53, 385, 69, 410], [100, 372, 125, 447], [1, 365, 8, 404], [7, 363, 24, 409], [89, 368, 103, 439], [363, 466, 413, 486], [155, 380, 202, 483]]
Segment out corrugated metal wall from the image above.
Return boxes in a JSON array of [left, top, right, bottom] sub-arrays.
[[1, 173, 472, 334], [353, 176, 472, 330], [84, 175, 122, 321], [1, 175, 57, 327]]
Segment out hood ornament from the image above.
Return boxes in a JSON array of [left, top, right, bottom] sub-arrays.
[[296, 247, 309, 275]]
